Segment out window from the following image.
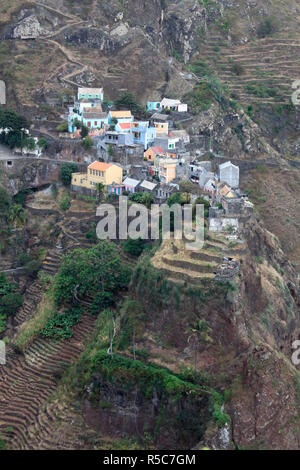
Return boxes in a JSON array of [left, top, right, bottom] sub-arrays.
[[94, 121, 97, 126], [88, 122, 91, 127]]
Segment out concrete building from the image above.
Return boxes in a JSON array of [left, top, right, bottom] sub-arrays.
[[108, 110, 133, 125], [130, 122, 156, 150], [78, 87, 104, 101], [219, 161, 239, 188], [123, 177, 140, 193], [139, 180, 158, 194], [71, 161, 122, 193], [104, 131, 134, 146]]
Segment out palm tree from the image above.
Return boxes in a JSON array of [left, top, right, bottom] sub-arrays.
[[95, 182, 105, 201], [7, 204, 26, 256], [7, 204, 26, 230]]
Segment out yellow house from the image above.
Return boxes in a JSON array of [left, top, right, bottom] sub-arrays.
[[154, 121, 168, 135], [71, 161, 122, 191], [159, 158, 177, 183]]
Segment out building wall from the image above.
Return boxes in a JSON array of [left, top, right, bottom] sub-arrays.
[[219, 165, 239, 188], [72, 165, 122, 189], [147, 101, 161, 111], [209, 217, 239, 233], [177, 103, 187, 112], [78, 92, 103, 101], [144, 148, 155, 162], [154, 122, 168, 135], [88, 165, 122, 185], [83, 116, 108, 129]]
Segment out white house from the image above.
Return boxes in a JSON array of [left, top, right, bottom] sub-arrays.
[[160, 98, 188, 113], [219, 161, 239, 188]]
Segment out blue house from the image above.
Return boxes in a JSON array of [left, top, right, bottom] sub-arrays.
[[130, 122, 156, 150], [147, 101, 161, 112]]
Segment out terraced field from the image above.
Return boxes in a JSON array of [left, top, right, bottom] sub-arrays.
[[0, 314, 96, 449], [151, 234, 247, 285], [197, 34, 300, 105], [0, 213, 101, 449]]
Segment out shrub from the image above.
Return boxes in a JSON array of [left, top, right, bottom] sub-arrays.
[[23, 259, 42, 277], [38, 137, 48, 150], [56, 121, 68, 132], [82, 136, 93, 150], [122, 238, 147, 257], [257, 16, 279, 38], [59, 195, 72, 211], [60, 163, 78, 185], [80, 125, 89, 139], [231, 62, 245, 76]]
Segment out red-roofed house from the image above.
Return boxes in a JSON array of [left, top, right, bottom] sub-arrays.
[[144, 145, 166, 162], [116, 122, 133, 132]]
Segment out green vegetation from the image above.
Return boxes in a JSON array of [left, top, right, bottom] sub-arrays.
[[37, 137, 48, 150], [54, 241, 131, 312], [131, 256, 182, 311], [167, 192, 191, 206], [60, 162, 79, 185], [56, 121, 68, 132], [41, 305, 83, 340], [82, 136, 93, 150], [183, 81, 214, 113], [59, 194, 72, 211], [211, 391, 231, 426], [114, 92, 142, 115], [122, 238, 147, 257], [129, 191, 154, 209], [0, 274, 22, 333], [245, 83, 281, 98], [257, 16, 279, 38], [0, 107, 29, 148], [231, 62, 245, 76], [0, 186, 27, 254]]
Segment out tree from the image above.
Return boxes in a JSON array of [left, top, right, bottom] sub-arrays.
[[0, 108, 29, 148], [129, 191, 154, 208], [53, 241, 131, 309], [37, 137, 48, 150], [56, 121, 69, 132], [0, 274, 23, 320], [60, 162, 79, 185], [7, 204, 26, 229], [80, 124, 89, 138], [122, 238, 147, 257], [114, 92, 142, 114], [95, 182, 105, 201]]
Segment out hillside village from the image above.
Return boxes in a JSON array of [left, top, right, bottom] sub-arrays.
[[0, 0, 299, 453], [64, 86, 254, 237]]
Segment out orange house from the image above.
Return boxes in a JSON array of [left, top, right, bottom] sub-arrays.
[[144, 145, 165, 162]]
